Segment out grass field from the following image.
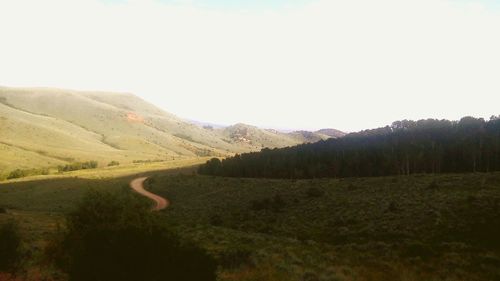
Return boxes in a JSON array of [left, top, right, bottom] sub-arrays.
[[1, 157, 209, 183], [0, 161, 205, 280], [146, 172, 500, 281], [2, 168, 500, 280]]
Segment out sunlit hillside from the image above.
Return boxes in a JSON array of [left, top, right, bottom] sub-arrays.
[[0, 87, 341, 178]]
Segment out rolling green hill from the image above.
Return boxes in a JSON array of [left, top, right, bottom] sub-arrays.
[[0, 86, 343, 178], [0, 87, 228, 175]]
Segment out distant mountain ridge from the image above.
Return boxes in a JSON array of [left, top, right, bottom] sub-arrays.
[[0, 86, 344, 176], [315, 128, 346, 138]]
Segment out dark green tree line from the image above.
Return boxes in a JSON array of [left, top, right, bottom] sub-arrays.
[[199, 116, 500, 179]]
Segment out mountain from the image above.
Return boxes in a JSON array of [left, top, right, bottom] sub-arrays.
[[184, 119, 227, 130], [315, 128, 346, 138], [0, 86, 343, 175], [219, 123, 301, 150], [287, 130, 330, 143]]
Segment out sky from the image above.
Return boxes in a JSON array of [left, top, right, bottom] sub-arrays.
[[0, 0, 499, 132]]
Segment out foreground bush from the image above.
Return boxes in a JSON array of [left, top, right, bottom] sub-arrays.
[[0, 220, 22, 272], [48, 189, 216, 281]]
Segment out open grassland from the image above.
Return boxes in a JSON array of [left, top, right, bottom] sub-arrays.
[[0, 160, 206, 212], [2, 168, 499, 280], [146, 172, 500, 281], [0, 163, 202, 280], [0, 157, 209, 183]]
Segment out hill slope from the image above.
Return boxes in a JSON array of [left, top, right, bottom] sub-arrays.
[[0, 87, 342, 176]]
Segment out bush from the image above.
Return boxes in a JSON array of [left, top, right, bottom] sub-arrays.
[[302, 272, 320, 281], [7, 169, 26, 179], [6, 168, 50, 179], [209, 214, 223, 226], [58, 161, 98, 172], [306, 187, 324, 198], [428, 180, 439, 189], [402, 242, 435, 259], [48, 189, 217, 281], [0, 220, 22, 272], [107, 161, 120, 167], [249, 194, 286, 212], [217, 248, 253, 269], [387, 201, 399, 213]]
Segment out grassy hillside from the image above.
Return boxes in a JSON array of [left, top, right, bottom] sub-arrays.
[[145, 172, 500, 281], [220, 124, 300, 150], [316, 128, 346, 138], [0, 87, 333, 178], [218, 123, 338, 150]]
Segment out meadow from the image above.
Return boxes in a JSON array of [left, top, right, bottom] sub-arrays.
[[1, 167, 500, 280], [147, 172, 500, 281], [0, 162, 202, 280]]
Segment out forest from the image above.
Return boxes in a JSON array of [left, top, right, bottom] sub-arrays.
[[199, 116, 500, 179]]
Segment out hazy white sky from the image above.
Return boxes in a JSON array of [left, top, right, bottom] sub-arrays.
[[0, 0, 499, 132]]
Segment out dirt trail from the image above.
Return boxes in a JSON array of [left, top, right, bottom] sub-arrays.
[[130, 177, 169, 211]]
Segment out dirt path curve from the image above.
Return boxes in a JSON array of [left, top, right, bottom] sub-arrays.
[[130, 177, 169, 211]]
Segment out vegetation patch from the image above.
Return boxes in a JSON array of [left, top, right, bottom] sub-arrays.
[[0, 220, 22, 273], [57, 161, 98, 172], [147, 172, 500, 281], [47, 189, 217, 281], [107, 160, 120, 167], [7, 168, 50, 179]]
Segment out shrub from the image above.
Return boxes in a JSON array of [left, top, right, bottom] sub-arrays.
[[6, 168, 50, 179], [302, 272, 320, 281], [306, 187, 324, 198], [48, 189, 217, 281], [133, 159, 165, 164], [402, 242, 435, 259], [250, 198, 271, 211], [387, 201, 399, 213], [7, 169, 26, 179], [107, 161, 120, 167], [0, 207, 6, 214], [209, 214, 223, 226], [249, 194, 286, 212], [428, 180, 439, 189], [0, 220, 22, 272], [272, 194, 286, 212], [217, 248, 253, 269], [58, 161, 98, 172]]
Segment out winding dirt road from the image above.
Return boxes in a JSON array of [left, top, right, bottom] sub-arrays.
[[130, 177, 169, 211]]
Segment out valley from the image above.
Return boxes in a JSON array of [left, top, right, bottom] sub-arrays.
[[0, 87, 498, 281], [0, 87, 342, 180], [1, 0, 498, 279], [1, 170, 499, 280]]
